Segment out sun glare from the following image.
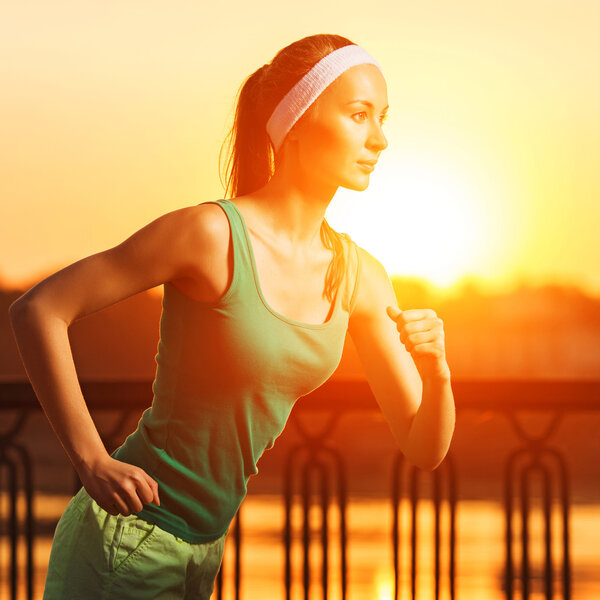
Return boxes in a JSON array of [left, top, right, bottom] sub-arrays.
[[328, 152, 491, 290], [373, 568, 394, 600]]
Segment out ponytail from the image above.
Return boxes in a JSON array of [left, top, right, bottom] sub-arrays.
[[219, 64, 274, 198], [219, 34, 357, 303]]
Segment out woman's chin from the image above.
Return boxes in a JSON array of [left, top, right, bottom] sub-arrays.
[[342, 178, 371, 192]]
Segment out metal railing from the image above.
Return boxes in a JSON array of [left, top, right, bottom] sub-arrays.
[[1, 379, 599, 599]]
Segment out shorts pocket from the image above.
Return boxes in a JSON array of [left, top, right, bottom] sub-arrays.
[[108, 515, 158, 573]]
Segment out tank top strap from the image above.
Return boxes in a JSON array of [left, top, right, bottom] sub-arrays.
[[339, 235, 361, 316], [199, 198, 255, 287]]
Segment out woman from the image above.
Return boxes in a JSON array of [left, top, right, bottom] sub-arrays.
[[9, 33, 455, 599]]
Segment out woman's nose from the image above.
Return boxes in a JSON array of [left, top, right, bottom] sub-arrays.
[[367, 123, 388, 152]]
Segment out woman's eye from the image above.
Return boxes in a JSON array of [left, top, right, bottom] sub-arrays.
[[352, 111, 388, 125], [352, 111, 368, 122]]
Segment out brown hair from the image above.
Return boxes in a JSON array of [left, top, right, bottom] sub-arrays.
[[219, 34, 356, 303]]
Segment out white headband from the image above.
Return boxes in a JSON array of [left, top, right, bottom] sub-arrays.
[[266, 44, 382, 152]]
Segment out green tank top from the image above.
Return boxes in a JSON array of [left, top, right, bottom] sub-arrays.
[[110, 198, 361, 542]]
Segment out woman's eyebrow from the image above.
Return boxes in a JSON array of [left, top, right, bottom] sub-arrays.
[[345, 99, 389, 111]]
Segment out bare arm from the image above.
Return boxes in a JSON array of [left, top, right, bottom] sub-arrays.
[[8, 202, 231, 513], [10, 300, 108, 471], [348, 246, 455, 471]]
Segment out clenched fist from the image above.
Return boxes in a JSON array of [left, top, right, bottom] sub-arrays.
[[386, 306, 451, 381]]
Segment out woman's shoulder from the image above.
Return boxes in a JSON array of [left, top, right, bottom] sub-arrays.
[[329, 229, 383, 278], [156, 200, 230, 235], [323, 228, 388, 315], [160, 200, 233, 301], [343, 239, 393, 319], [156, 200, 231, 259], [354, 243, 386, 276], [178, 200, 233, 260], [188, 200, 231, 234], [148, 201, 230, 261]]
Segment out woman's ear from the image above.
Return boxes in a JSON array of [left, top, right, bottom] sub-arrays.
[[286, 124, 300, 143], [280, 128, 301, 158], [287, 104, 315, 144]]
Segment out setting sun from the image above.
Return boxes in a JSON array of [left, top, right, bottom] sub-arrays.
[[327, 149, 497, 290]]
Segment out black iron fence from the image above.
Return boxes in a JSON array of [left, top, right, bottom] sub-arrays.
[[1, 379, 599, 599]]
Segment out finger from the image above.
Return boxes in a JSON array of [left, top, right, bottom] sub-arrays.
[[138, 473, 160, 506], [144, 474, 160, 506], [103, 501, 120, 516], [130, 482, 150, 513], [138, 474, 159, 507], [125, 493, 144, 515], [134, 480, 154, 507], [386, 305, 402, 322], [109, 494, 130, 516], [404, 330, 438, 351], [399, 308, 437, 323], [402, 318, 443, 335], [153, 481, 160, 507], [117, 480, 144, 514]]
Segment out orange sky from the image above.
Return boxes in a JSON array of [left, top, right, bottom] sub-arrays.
[[2, 1, 599, 297]]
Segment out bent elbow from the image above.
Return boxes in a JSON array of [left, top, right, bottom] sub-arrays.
[[8, 294, 50, 330], [8, 296, 29, 325], [405, 451, 448, 472]]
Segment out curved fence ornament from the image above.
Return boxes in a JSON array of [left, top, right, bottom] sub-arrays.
[[503, 410, 571, 599], [0, 407, 34, 600], [391, 450, 457, 600], [284, 408, 348, 600]]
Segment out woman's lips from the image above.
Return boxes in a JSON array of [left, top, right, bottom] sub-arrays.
[[357, 161, 375, 173]]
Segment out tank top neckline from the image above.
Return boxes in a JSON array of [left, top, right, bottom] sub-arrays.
[[221, 198, 343, 331]]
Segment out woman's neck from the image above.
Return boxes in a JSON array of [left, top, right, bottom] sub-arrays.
[[244, 166, 338, 248]]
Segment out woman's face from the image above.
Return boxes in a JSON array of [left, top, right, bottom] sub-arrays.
[[285, 63, 389, 192]]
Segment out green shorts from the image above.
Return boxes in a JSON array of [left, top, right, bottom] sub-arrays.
[[42, 486, 227, 600]]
